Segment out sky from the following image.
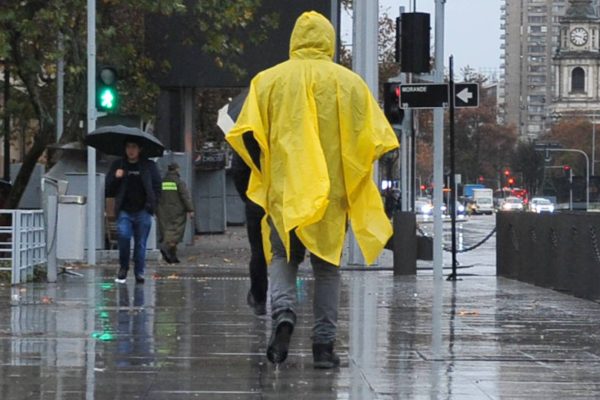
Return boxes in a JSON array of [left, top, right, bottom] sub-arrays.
[[342, 0, 502, 76]]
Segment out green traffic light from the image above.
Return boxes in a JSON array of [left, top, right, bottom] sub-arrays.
[[99, 87, 116, 110]]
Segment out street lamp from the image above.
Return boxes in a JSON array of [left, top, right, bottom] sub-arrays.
[[592, 109, 596, 176]]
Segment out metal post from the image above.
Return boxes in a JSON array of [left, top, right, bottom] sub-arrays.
[[569, 169, 573, 211], [87, 0, 97, 265], [593, 110, 596, 176], [433, 0, 445, 281], [448, 55, 458, 280], [47, 195, 58, 283], [3, 65, 9, 182], [407, 125, 413, 210], [349, 0, 378, 266], [401, 123, 408, 211], [56, 33, 64, 142]]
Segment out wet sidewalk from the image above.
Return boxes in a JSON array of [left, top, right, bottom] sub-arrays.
[[2, 228, 600, 399]]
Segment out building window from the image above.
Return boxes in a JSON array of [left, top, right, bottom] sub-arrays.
[[571, 67, 585, 92]]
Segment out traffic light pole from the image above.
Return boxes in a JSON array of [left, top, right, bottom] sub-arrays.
[[87, 0, 97, 265]]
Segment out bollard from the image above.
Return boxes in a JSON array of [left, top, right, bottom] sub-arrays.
[[392, 211, 417, 275]]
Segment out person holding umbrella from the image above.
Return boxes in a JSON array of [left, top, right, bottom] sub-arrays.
[[157, 162, 194, 264], [89, 127, 163, 284], [227, 12, 399, 368]]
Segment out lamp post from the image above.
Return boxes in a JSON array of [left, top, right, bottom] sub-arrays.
[[592, 109, 596, 176]]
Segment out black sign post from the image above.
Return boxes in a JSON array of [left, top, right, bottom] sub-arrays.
[[448, 56, 459, 281]]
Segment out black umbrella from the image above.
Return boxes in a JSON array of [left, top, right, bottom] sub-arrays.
[[85, 125, 165, 158], [217, 89, 248, 134]]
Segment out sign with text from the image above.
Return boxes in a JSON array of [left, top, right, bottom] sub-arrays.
[[399, 83, 449, 109]]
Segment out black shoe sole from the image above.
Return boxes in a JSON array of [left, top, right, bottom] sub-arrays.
[[267, 321, 294, 364], [252, 305, 267, 316]]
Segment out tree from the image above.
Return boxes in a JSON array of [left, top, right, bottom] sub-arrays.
[[544, 116, 594, 176], [0, 0, 271, 208], [511, 140, 544, 195]]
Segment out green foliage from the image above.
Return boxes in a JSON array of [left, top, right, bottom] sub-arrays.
[[0, 0, 268, 207]]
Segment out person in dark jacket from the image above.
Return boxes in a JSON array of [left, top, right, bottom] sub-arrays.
[[106, 139, 162, 284], [231, 152, 268, 316], [157, 163, 194, 264]]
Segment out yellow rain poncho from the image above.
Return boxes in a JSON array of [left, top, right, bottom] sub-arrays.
[[226, 11, 399, 266]]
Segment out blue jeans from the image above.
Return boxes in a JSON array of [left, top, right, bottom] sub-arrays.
[[117, 210, 152, 276]]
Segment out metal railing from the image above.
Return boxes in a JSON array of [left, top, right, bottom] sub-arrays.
[[0, 210, 47, 285]]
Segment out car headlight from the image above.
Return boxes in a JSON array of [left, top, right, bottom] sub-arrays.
[[458, 204, 465, 212], [421, 205, 433, 214], [549, 205, 554, 212]]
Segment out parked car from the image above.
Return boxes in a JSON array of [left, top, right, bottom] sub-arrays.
[[529, 197, 555, 213], [500, 196, 524, 211]]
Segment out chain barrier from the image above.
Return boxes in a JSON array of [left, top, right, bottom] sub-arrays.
[[415, 223, 496, 254], [444, 227, 496, 253]]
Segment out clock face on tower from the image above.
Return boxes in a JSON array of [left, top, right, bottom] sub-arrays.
[[570, 27, 589, 46]]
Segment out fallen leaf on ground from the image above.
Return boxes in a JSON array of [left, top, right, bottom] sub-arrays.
[[458, 310, 480, 316], [167, 273, 179, 279]]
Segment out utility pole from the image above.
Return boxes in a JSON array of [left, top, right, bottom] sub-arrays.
[[87, 0, 97, 265], [433, 0, 445, 281]]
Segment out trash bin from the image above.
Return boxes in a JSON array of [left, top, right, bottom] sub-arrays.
[[57, 195, 87, 261]]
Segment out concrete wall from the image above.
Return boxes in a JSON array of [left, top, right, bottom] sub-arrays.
[[497, 211, 600, 301]]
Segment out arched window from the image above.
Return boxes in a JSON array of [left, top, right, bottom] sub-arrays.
[[572, 67, 585, 92]]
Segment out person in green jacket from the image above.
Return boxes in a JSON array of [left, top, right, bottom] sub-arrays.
[[157, 163, 194, 263]]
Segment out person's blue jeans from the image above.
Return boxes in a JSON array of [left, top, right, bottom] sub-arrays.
[[117, 210, 152, 276]]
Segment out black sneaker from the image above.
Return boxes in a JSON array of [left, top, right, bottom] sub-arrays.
[[115, 268, 127, 284], [135, 275, 145, 284], [247, 291, 267, 316], [266, 310, 296, 364], [312, 342, 340, 369], [160, 249, 175, 264]]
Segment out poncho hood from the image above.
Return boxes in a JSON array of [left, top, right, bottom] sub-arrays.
[[289, 11, 335, 61]]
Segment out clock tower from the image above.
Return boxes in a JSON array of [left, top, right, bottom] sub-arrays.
[[552, 0, 600, 120]]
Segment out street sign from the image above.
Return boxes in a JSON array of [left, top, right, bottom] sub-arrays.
[[454, 83, 479, 108], [535, 142, 563, 149], [399, 83, 449, 109]]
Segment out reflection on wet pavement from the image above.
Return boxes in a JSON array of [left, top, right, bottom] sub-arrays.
[[2, 261, 600, 399]]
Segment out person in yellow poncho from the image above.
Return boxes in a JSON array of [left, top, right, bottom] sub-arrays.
[[226, 11, 399, 368]]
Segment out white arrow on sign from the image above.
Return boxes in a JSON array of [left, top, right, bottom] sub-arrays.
[[456, 87, 473, 104]]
